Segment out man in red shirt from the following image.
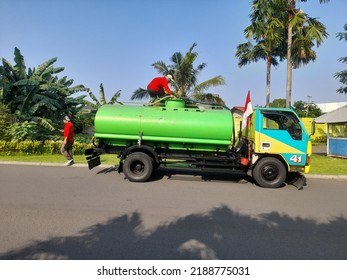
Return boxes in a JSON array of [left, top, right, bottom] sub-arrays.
[[60, 116, 74, 166], [147, 74, 174, 98]]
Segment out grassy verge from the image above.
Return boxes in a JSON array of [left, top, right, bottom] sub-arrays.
[[0, 153, 346, 175], [0, 154, 118, 165], [310, 154, 347, 175]]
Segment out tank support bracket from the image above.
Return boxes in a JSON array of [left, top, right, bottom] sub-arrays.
[[138, 131, 143, 146]]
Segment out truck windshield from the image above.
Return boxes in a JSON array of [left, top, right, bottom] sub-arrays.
[[262, 111, 302, 140]]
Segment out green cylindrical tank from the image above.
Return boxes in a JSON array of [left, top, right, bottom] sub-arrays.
[[94, 100, 234, 150]]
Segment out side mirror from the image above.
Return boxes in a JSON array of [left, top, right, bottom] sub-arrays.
[[310, 120, 316, 136]]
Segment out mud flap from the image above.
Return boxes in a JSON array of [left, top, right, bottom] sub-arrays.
[[87, 156, 101, 170], [286, 172, 307, 190], [85, 148, 103, 170]]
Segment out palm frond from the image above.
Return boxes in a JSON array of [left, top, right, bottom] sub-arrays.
[[131, 88, 148, 100], [305, 17, 329, 47], [170, 52, 183, 65], [194, 76, 226, 94], [151, 61, 168, 75]]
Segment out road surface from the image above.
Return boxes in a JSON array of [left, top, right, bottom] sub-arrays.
[[0, 163, 346, 259]]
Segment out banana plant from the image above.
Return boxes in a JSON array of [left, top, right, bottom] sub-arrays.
[[84, 83, 122, 109]]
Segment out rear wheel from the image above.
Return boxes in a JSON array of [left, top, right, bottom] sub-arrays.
[[123, 152, 153, 182], [253, 157, 286, 188]]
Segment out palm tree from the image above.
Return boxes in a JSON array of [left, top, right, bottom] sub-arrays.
[[84, 83, 122, 109], [334, 23, 347, 95], [236, 0, 287, 107], [131, 43, 226, 104], [285, 0, 329, 107], [237, 0, 328, 108]]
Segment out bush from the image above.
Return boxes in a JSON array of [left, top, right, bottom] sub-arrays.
[[0, 140, 93, 155], [48, 133, 94, 144], [0, 104, 13, 141]]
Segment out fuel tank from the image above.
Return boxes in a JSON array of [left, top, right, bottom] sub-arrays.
[[94, 99, 234, 150]]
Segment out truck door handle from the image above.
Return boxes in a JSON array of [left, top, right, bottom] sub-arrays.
[[261, 142, 271, 150]]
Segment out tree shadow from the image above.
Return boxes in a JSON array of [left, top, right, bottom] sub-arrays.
[[1, 206, 346, 260]]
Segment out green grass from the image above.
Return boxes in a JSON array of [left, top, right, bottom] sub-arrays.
[[310, 154, 347, 175], [0, 154, 118, 165], [0, 153, 346, 175]]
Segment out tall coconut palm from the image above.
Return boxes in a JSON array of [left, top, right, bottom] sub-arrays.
[[291, 15, 328, 68], [236, 0, 287, 107], [131, 43, 226, 104], [285, 0, 329, 107], [334, 23, 347, 95]]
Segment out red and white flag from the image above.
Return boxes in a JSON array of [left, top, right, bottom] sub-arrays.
[[241, 90, 253, 130]]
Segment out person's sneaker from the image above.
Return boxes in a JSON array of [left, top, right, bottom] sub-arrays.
[[66, 159, 74, 166]]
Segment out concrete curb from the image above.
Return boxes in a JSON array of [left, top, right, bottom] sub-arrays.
[[1, 161, 347, 179]]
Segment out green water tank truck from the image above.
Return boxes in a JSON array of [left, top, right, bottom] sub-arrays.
[[85, 98, 311, 189]]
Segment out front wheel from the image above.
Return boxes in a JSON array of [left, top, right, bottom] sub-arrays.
[[252, 157, 287, 188], [123, 152, 153, 182]]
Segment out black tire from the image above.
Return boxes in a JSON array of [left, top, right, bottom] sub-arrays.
[[123, 152, 153, 182], [151, 158, 160, 170], [252, 157, 287, 188]]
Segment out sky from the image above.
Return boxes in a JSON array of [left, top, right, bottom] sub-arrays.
[[1, 0, 346, 108]]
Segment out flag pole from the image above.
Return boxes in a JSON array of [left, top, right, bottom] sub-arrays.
[[247, 94, 251, 161], [242, 90, 253, 161]]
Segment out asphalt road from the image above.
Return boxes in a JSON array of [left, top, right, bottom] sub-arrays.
[[0, 163, 346, 260]]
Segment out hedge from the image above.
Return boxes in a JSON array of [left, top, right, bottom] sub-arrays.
[[0, 140, 93, 155]]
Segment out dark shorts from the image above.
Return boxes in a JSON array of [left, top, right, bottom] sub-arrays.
[[147, 88, 165, 98]]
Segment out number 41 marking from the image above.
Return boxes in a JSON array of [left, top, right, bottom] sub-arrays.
[[290, 155, 302, 163]]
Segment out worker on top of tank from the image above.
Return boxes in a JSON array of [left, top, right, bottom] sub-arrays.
[[147, 75, 174, 99]]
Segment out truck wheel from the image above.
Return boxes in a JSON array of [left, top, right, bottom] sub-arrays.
[[253, 157, 286, 188], [123, 152, 153, 182]]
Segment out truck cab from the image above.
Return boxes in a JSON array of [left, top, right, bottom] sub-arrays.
[[248, 108, 312, 188]]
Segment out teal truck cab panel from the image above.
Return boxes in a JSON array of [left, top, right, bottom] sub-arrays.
[[250, 108, 312, 173]]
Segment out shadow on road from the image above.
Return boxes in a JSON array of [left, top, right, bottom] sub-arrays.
[[94, 166, 300, 189], [1, 206, 346, 260], [96, 165, 253, 183], [97, 165, 253, 184]]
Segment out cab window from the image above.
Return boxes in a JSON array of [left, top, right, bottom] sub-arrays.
[[262, 111, 302, 140]]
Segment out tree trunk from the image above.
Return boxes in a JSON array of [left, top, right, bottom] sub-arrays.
[[266, 55, 271, 108], [286, 0, 296, 108], [286, 21, 293, 108]]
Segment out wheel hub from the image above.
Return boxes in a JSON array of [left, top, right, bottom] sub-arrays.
[[262, 165, 278, 181], [131, 161, 144, 174]]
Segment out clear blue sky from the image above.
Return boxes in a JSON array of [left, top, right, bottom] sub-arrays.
[[1, 0, 346, 108]]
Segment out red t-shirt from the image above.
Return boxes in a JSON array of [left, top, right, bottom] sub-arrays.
[[64, 121, 74, 142], [147, 77, 172, 94]]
